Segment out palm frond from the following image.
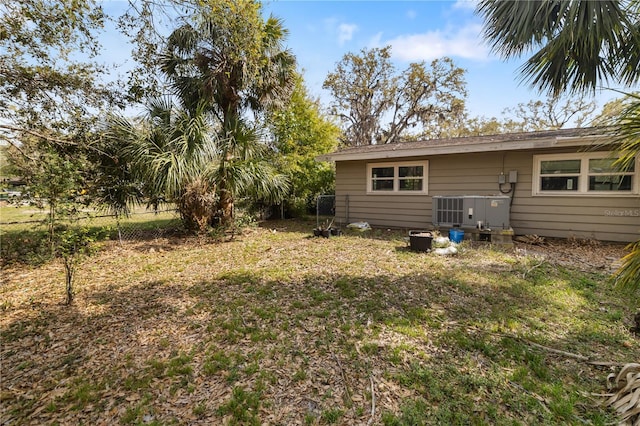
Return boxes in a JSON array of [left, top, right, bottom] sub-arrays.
[[612, 92, 640, 171], [477, 0, 637, 95], [614, 241, 640, 294], [166, 23, 198, 57], [94, 115, 146, 216], [145, 97, 175, 126], [477, 0, 561, 57], [219, 160, 290, 205], [618, 0, 640, 86], [263, 15, 289, 51], [117, 98, 218, 203]]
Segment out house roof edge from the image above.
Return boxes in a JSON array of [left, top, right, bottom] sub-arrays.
[[316, 128, 614, 162]]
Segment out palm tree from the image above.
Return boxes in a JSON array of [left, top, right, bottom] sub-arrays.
[[205, 120, 290, 222], [89, 129, 144, 242], [609, 93, 640, 293], [108, 97, 289, 233], [476, 0, 640, 292], [108, 97, 219, 232], [476, 0, 640, 96], [160, 0, 296, 224]]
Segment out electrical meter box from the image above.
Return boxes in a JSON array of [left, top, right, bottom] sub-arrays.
[[432, 195, 511, 229]]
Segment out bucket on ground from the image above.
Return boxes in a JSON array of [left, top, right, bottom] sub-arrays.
[[449, 228, 464, 243], [409, 230, 433, 252]]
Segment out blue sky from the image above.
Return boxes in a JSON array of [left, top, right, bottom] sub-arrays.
[[259, 0, 624, 122], [101, 0, 626, 122]]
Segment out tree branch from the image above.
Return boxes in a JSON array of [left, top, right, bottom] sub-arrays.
[[502, 333, 626, 366], [367, 374, 376, 426], [0, 137, 38, 162], [0, 124, 72, 145]]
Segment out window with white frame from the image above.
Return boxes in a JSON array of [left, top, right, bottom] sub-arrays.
[[533, 152, 638, 196], [367, 161, 428, 194]]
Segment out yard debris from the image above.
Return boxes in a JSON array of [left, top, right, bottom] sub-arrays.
[[346, 221, 371, 231], [514, 237, 628, 273], [432, 236, 451, 248], [367, 375, 376, 426], [521, 258, 547, 279], [431, 235, 458, 255], [434, 245, 458, 256], [514, 234, 546, 245], [484, 331, 626, 367], [603, 363, 640, 425], [332, 351, 353, 405]]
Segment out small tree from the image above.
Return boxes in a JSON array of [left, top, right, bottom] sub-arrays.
[[7, 140, 87, 251], [56, 227, 96, 305], [268, 73, 340, 216]]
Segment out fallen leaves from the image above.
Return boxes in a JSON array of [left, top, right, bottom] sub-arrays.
[[0, 224, 635, 424]]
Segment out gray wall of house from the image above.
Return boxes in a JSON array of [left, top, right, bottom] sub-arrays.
[[333, 148, 639, 242]]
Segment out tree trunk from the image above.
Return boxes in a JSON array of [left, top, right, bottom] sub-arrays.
[[219, 100, 240, 227], [64, 258, 74, 305], [219, 189, 234, 225], [116, 213, 123, 244], [49, 202, 56, 254]]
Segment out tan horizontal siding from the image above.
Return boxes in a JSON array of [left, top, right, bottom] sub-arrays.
[[345, 199, 429, 218], [348, 205, 430, 215], [512, 214, 639, 228], [515, 213, 639, 229], [333, 149, 639, 242], [430, 183, 504, 193], [512, 204, 639, 220], [516, 197, 638, 208]]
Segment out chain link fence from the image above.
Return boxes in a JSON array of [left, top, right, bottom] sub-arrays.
[[1, 206, 182, 264], [315, 194, 335, 228], [0, 208, 182, 241]]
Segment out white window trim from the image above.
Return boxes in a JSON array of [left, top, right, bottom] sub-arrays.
[[366, 161, 429, 195], [532, 152, 639, 197]]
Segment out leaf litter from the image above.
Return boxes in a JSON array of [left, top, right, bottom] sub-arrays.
[[1, 221, 637, 425]]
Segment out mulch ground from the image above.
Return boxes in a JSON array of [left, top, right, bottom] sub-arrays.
[[512, 236, 630, 273]]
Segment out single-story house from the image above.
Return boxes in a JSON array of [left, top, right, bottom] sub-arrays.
[[317, 127, 639, 243]]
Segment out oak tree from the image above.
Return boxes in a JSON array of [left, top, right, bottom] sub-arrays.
[[323, 46, 467, 146], [0, 0, 119, 147]]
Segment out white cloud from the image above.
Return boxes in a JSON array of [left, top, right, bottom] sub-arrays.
[[338, 23, 358, 45], [324, 18, 358, 46], [384, 23, 490, 62], [453, 0, 479, 11]]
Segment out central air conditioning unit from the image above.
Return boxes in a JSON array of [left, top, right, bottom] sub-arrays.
[[432, 195, 511, 229]]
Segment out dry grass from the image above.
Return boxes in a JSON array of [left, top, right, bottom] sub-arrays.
[[1, 219, 638, 425]]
